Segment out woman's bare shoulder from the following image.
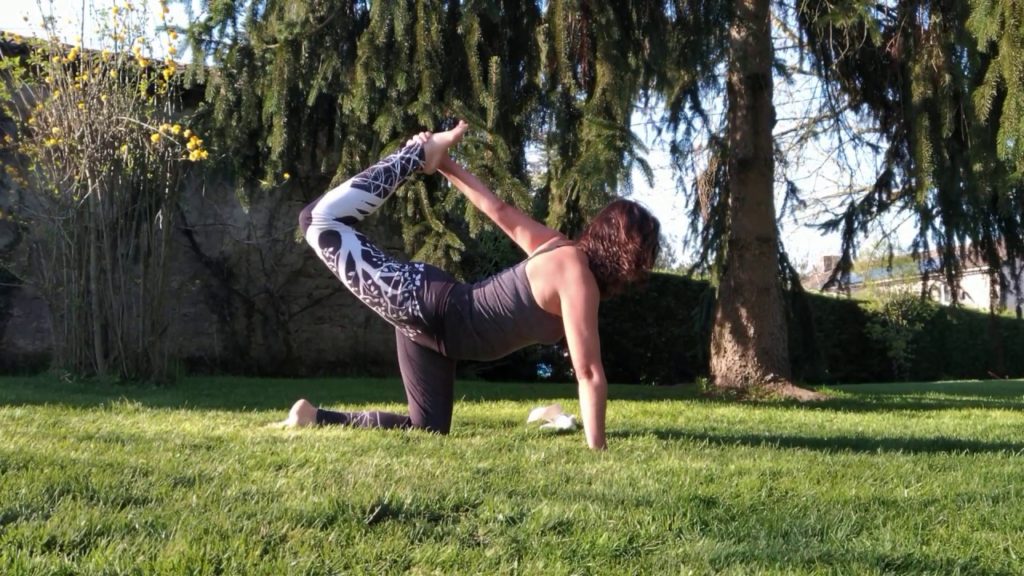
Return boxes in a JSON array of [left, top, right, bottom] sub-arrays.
[[539, 245, 595, 288], [528, 234, 572, 257]]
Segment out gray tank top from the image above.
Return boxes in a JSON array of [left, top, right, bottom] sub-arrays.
[[439, 242, 571, 361]]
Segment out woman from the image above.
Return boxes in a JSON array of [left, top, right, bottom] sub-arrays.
[[286, 121, 659, 449]]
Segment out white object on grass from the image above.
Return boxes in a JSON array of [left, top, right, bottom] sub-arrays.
[[526, 403, 579, 431]]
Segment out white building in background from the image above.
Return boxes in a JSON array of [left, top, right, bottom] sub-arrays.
[[803, 250, 1024, 318]]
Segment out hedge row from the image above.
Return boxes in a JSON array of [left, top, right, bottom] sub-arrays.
[[8, 269, 1021, 383], [491, 272, 1024, 384]]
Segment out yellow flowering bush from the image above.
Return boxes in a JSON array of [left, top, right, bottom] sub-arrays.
[[1, 2, 209, 183], [0, 1, 209, 380]]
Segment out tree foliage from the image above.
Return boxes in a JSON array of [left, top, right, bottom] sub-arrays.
[[798, 0, 1024, 311], [178, 0, 736, 276]]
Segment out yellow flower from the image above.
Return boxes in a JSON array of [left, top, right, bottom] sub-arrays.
[[51, 127, 61, 135], [283, 172, 291, 180], [119, 144, 129, 154], [150, 133, 161, 143], [183, 129, 192, 138], [171, 124, 182, 135], [77, 102, 85, 110]]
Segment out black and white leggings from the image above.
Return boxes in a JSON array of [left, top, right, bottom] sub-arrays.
[[298, 144, 457, 433]]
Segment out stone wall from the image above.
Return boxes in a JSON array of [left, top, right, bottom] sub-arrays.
[[0, 169, 402, 376], [0, 285, 51, 373]]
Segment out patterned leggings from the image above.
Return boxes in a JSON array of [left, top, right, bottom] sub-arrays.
[[298, 144, 456, 433]]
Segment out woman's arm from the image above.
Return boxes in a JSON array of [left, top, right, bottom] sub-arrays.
[[559, 259, 608, 450], [438, 157, 563, 255]]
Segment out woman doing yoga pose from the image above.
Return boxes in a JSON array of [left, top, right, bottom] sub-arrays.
[[285, 121, 659, 449]]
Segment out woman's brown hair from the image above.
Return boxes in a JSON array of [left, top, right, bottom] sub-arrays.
[[575, 199, 661, 299]]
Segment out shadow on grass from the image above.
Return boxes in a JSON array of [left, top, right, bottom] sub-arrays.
[[807, 380, 1024, 414], [609, 427, 1024, 455], [1, 376, 1021, 415], [0, 376, 402, 412], [0, 376, 594, 412]]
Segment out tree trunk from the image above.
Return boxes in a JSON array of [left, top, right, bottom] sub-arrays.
[[711, 0, 818, 399]]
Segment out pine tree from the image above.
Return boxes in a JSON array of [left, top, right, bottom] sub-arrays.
[[179, 0, 811, 392], [178, 0, 1024, 389], [799, 0, 1023, 312]]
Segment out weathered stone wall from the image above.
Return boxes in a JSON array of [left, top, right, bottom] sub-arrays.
[[0, 169, 401, 376], [0, 285, 51, 373]]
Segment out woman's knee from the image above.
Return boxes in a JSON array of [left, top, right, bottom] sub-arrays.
[[412, 419, 451, 435]]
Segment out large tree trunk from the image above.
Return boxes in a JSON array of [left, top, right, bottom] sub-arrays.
[[711, 0, 818, 399]]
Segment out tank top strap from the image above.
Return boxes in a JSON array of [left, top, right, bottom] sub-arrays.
[[525, 238, 575, 262]]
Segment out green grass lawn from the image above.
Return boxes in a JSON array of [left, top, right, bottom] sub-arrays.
[[2, 376, 1024, 575]]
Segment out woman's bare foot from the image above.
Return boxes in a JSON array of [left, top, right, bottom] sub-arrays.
[[282, 398, 318, 428], [421, 120, 468, 174]]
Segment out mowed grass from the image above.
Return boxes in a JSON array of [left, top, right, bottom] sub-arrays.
[[2, 376, 1024, 575]]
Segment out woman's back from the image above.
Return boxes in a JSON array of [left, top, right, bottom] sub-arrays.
[[441, 254, 566, 361]]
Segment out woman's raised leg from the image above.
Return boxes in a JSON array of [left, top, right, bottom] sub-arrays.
[[297, 122, 467, 339]]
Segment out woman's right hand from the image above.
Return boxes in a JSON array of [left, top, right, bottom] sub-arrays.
[[406, 131, 431, 147]]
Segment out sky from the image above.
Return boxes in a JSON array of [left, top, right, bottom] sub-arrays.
[[625, 66, 891, 271], [1, 0, 909, 272], [0, 0, 190, 48]]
